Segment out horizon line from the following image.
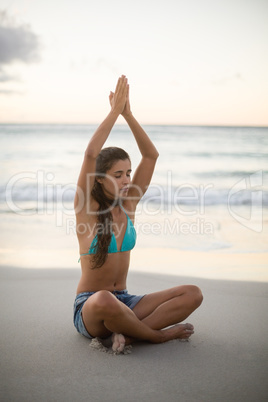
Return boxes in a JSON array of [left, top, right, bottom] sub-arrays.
[[0, 122, 267, 128]]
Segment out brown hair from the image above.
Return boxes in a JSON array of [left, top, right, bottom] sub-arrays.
[[91, 147, 130, 269]]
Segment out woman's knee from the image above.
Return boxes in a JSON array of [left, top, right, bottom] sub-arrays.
[[183, 285, 203, 308], [189, 285, 203, 307], [86, 290, 120, 316]]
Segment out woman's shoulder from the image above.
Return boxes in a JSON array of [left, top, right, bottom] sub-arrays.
[[75, 195, 99, 217]]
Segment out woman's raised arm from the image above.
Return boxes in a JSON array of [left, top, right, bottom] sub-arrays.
[[118, 85, 159, 207], [74, 75, 128, 211]]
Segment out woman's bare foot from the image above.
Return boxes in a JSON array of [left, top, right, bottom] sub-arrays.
[[112, 324, 194, 351], [112, 333, 126, 353], [161, 323, 194, 342]]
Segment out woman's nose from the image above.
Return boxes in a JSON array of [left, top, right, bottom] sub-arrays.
[[123, 175, 130, 184]]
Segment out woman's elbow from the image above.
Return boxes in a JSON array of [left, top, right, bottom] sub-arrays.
[[84, 148, 98, 160], [151, 150, 159, 160]]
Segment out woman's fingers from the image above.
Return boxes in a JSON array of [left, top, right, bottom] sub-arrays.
[[115, 76, 121, 93], [110, 75, 128, 114], [125, 84, 130, 103], [115, 75, 127, 94]]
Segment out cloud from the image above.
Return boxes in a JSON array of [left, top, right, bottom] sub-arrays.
[[0, 67, 20, 82], [0, 10, 41, 95], [0, 11, 40, 65], [0, 88, 24, 95], [212, 73, 245, 86]]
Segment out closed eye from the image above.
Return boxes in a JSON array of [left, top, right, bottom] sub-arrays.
[[114, 170, 132, 179]]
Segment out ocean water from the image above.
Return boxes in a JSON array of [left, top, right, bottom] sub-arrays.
[[0, 124, 267, 277]]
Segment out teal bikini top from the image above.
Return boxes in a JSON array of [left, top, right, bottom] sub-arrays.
[[79, 207, 136, 260]]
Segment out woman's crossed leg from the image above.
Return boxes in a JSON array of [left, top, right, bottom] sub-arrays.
[[81, 285, 203, 352]]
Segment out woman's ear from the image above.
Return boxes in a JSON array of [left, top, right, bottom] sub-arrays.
[[96, 177, 103, 184]]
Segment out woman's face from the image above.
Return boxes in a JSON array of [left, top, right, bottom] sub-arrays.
[[99, 159, 132, 200]]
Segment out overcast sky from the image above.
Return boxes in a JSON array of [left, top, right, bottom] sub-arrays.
[[0, 0, 267, 125]]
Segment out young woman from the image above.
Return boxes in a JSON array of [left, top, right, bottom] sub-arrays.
[[73, 75, 203, 353]]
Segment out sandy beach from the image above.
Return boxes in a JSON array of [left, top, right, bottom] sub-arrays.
[[1, 266, 267, 402]]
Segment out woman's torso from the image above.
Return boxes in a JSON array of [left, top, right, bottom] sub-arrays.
[[76, 200, 135, 294]]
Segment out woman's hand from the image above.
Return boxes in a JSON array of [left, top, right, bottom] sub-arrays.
[[121, 84, 132, 118], [109, 75, 128, 115]]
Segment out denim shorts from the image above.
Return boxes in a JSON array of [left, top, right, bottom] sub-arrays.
[[73, 289, 145, 339]]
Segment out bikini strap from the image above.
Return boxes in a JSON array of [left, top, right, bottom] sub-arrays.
[[120, 204, 131, 220]]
